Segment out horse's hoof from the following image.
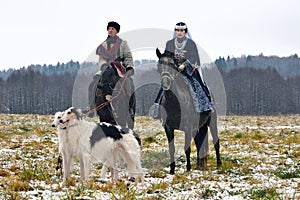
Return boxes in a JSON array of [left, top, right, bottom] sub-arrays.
[[197, 158, 208, 170]]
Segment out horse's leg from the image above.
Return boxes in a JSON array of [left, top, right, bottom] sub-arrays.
[[194, 130, 202, 169], [127, 113, 134, 129], [127, 93, 136, 129], [114, 95, 129, 128], [184, 132, 192, 171], [194, 120, 209, 169], [209, 111, 222, 167], [199, 111, 210, 128], [96, 101, 116, 124], [165, 125, 175, 174], [193, 112, 210, 169]]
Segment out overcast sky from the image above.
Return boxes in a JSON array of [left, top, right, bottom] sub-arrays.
[[0, 0, 299, 70]]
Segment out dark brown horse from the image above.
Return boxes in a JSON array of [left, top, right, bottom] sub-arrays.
[[89, 63, 135, 129], [156, 48, 221, 174]]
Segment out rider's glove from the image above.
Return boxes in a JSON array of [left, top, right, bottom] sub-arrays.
[[105, 95, 112, 101], [125, 66, 134, 76], [178, 64, 185, 71]]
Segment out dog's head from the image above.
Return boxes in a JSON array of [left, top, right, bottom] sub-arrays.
[[60, 107, 82, 124], [52, 111, 64, 128]]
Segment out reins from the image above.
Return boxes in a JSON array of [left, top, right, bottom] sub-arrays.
[[82, 75, 129, 117]]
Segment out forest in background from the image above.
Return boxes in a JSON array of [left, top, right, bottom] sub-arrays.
[[0, 54, 299, 115]]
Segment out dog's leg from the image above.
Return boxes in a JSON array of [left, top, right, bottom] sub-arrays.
[[130, 152, 144, 184], [106, 157, 117, 181], [62, 150, 72, 183], [113, 152, 121, 180], [100, 161, 110, 179], [109, 167, 115, 181], [135, 159, 144, 185], [56, 154, 63, 176], [114, 167, 119, 180], [62, 151, 67, 182], [79, 156, 85, 181], [121, 149, 144, 184], [79, 154, 90, 181], [84, 155, 91, 181], [115, 143, 132, 180], [119, 150, 136, 180]]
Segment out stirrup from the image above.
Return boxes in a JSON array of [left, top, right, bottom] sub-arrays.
[[149, 103, 159, 119]]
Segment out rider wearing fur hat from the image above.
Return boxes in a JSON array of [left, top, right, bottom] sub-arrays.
[[96, 21, 134, 76], [88, 21, 135, 124]]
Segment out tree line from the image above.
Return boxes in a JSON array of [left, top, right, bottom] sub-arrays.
[[221, 67, 300, 115], [0, 61, 79, 114], [215, 54, 300, 115], [0, 55, 299, 115]]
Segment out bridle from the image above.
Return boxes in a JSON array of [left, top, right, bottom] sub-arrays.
[[158, 56, 181, 90], [83, 74, 129, 117]]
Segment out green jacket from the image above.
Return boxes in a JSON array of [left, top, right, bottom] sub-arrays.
[[97, 36, 133, 69]]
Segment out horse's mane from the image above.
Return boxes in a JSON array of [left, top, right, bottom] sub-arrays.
[[162, 50, 175, 58], [98, 64, 120, 94]]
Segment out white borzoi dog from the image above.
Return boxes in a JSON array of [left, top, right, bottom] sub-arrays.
[[52, 111, 81, 182], [57, 107, 144, 183], [51, 111, 66, 174]]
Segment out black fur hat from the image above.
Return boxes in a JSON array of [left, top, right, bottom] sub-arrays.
[[107, 21, 120, 33]]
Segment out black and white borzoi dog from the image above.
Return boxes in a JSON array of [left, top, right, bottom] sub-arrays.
[[54, 107, 144, 183]]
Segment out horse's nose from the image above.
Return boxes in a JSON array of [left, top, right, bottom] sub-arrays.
[[161, 77, 171, 90]]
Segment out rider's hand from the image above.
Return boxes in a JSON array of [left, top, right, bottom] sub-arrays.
[[125, 66, 134, 76], [105, 95, 112, 101], [178, 64, 185, 71]]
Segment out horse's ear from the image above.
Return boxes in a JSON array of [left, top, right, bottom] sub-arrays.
[[156, 48, 162, 59]]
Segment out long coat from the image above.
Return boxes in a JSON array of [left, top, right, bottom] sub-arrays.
[[164, 37, 213, 113], [96, 36, 133, 69], [165, 38, 200, 67]]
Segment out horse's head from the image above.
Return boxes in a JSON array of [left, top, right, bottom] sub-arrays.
[[97, 63, 120, 95], [156, 48, 179, 91]]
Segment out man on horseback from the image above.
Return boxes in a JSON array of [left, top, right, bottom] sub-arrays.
[[88, 21, 135, 128], [96, 21, 134, 74], [150, 22, 213, 118]]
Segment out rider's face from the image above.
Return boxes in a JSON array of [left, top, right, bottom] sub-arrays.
[[107, 27, 118, 37], [175, 29, 186, 39]]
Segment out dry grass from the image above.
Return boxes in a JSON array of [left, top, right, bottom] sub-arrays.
[[0, 114, 299, 199]]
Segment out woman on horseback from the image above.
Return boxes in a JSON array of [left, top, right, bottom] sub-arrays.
[[150, 22, 213, 117]]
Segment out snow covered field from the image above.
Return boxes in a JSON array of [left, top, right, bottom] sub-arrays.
[[0, 114, 299, 199]]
